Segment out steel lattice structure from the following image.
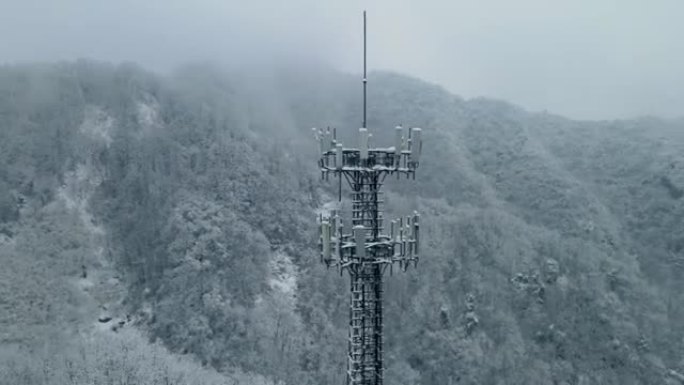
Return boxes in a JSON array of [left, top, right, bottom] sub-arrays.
[[314, 13, 424, 385]]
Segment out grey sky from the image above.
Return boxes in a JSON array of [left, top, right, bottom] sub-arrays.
[[1, 0, 682, 120]]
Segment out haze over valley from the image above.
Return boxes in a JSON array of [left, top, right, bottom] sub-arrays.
[[0, 2, 683, 384]]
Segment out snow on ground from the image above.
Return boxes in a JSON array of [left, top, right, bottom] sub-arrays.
[[268, 252, 299, 309], [61, 113, 130, 333], [79, 106, 113, 146], [58, 164, 105, 238], [137, 99, 162, 135], [0, 233, 15, 247]]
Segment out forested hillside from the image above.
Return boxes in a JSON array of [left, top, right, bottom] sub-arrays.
[[0, 61, 682, 384]]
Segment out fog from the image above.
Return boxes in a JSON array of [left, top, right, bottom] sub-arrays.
[[1, 0, 682, 120]]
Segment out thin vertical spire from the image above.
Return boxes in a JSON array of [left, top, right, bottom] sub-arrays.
[[363, 10, 367, 129]]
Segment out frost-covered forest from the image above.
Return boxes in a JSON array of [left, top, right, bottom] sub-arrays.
[[1, 61, 683, 384]]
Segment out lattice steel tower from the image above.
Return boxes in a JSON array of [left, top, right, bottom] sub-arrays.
[[314, 11, 424, 385]]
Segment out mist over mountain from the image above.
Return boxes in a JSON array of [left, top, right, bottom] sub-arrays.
[[0, 60, 683, 384]]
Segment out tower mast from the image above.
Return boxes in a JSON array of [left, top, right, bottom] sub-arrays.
[[363, 10, 367, 129], [315, 11, 424, 385]]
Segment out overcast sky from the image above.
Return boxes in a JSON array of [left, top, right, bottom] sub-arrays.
[[1, 0, 682, 120]]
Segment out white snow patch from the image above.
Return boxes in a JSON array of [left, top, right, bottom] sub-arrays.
[[94, 318, 113, 333], [59, 157, 126, 332], [137, 100, 161, 134], [58, 164, 105, 239], [557, 275, 570, 293], [77, 277, 95, 290], [268, 252, 298, 303], [79, 106, 113, 146], [0, 233, 15, 247]]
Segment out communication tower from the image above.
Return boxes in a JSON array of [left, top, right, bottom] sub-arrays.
[[314, 11, 424, 385]]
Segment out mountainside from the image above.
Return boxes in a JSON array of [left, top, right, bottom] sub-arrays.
[[0, 61, 682, 385]]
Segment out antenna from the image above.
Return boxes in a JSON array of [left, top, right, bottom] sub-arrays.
[[363, 10, 367, 129]]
